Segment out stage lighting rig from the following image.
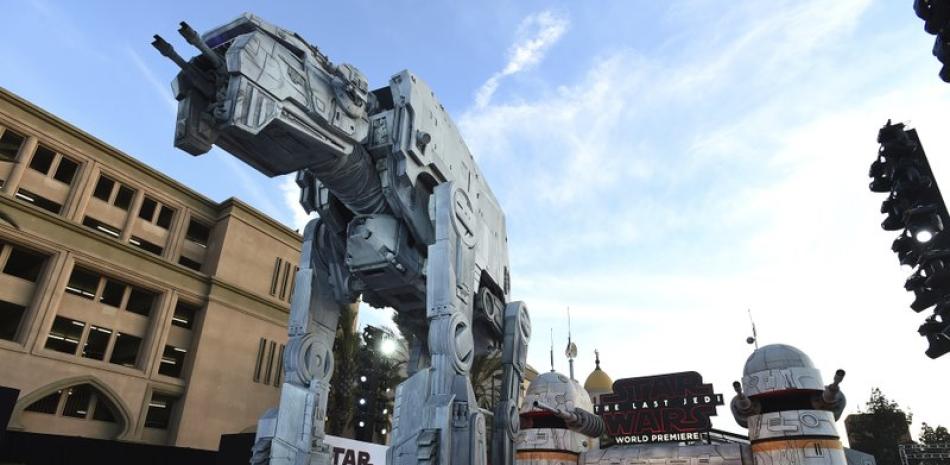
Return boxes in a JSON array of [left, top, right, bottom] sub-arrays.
[[915, 0, 950, 81], [871, 121, 950, 358]]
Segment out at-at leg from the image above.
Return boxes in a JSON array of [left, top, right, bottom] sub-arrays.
[[388, 183, 486, 465], [492, 302, 530, 465], [252, 220, 349, 465]]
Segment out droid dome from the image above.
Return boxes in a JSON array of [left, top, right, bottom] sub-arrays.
[[741, 343, 825, 397], [743, 343, 815, 374], [522, 371, 594, 415]]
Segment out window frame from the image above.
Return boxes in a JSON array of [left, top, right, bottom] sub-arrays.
[[91, 172, 137, 211], [24, 143, 80, 186], [0, 241, 49, 283], [64, 264, 158, 318], [136, 195, 176, 231], [0, 126, 26, 162]]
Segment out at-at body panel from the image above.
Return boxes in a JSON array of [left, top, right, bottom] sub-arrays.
[[154, 13, 529, 465]]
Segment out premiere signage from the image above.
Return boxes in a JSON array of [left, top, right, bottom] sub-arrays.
[[325, 434, 387, 465], [594, 371, 724, 444]]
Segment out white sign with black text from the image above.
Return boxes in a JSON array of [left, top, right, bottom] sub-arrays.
[[324, 435, 388, 465]]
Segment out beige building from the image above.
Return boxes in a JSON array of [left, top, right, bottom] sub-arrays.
[[0, 87, 302, 450]]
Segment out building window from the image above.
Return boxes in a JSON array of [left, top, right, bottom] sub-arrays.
[[0, 128, 25, 162], [270, 258, 282, 296], [264, 340, 276, 384], [91, 174, 135, 211], [29, 145, 55, 174], [178, 256, 202, 272], [130, 236, 163, 256], [24, 390, 61, 414], [61, 384, 93, 418], [1, 243, 48, 282], [114, 185, 134, 210], [144, 393, 178, 429], [99, 278, 125, 307], [279, 262, 291, 300], [253, 338, 284, 387], [125, 287, 156, 317], [92, 176, 114, 201], [137, 195, 175, 230], [109, 332, 141, 367], [15, 188, 62, 214], [159, 345, 187, 378], [65, 266, 99, 299], [0, 300, 27, 341], [288, 266, 299, 299], [53, 157, 79, 185], [82, 216, 121, 238], [171, 301, 198, 329], [270, 259, 297, 302], [156, 206, 174, 229], [274, 344, 285, 387], [24, 384, 118, 423], [56, 267, 156, 369], [27, 145, 79, 186], [65, 266, 157, 317], [81, 325, 112, 360], [138, 197, 157, 222], [185, 220, 210, 247], [45, 316, 85, 355], [253, 338, 266, 383]]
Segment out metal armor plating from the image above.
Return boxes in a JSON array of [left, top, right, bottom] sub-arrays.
[[154, 13, 530, 465], [516, 371, 604, 465], [731, 344, 848, 465]]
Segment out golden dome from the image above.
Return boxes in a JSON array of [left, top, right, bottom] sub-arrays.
[[583, 350, 613, 395]]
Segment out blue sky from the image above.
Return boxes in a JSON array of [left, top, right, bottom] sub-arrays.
[[4, 0, 950, 438]]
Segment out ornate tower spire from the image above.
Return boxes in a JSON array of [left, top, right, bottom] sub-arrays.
[[565, 307, 578, 380]]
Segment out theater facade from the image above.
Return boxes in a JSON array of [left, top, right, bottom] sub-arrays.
[[0, 87, 302, 450]]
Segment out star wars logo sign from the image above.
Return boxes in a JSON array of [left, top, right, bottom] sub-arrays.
[[594, 371, 724, 444]]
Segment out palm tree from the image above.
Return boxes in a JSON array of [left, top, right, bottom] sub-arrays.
[[355, 326, 406, 443], [326, 302, 359, 435], [469, 351, 503, 411]]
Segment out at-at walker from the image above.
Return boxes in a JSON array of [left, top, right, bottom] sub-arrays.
[[153, 13, 531, 465]]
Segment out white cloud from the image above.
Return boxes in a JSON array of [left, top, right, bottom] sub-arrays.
[[474, 10, 569, 109], [280, 174, 315, 232], [459, 0, 950, 440], [126, 47, 177, 116]]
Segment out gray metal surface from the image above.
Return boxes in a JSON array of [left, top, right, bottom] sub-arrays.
[[731, 344, 848, 465], [579, 443, 751, 465], [516, 371, 601, 465], [747, 410, 840, 441], [154, 13, 530, 465], [741, 344, 825, 395]]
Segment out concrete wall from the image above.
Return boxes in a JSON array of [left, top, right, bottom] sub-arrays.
[[0, 86, 300, 450]]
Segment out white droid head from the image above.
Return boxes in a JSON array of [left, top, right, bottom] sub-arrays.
[[742, 343, 824, 396]]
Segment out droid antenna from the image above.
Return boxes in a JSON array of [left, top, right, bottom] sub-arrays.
[[565, 307, 578, 380], [746, 309, 759, 349], [549, 328, 555, 372]]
